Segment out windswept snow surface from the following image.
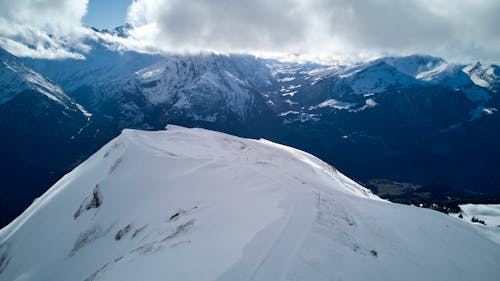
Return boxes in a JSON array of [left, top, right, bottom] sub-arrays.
[[1, 126, 500, 281], [451, 204, 500, 245]]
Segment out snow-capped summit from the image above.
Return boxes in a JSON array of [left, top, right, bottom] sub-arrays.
[[417, 61, 492, 101], [340, 60, 421, 94], [381, 54, 445, 78], [336, 55, 491, 101], [463, 62, 500, 92], [136, 54, 274, 116], [1, 126, 499, 281], [99, 24, 133, 38]]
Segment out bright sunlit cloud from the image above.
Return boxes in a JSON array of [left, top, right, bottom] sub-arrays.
[[0, 0, 90, 59], [1, 0, 499, 62], [126, 0, 500, 62]]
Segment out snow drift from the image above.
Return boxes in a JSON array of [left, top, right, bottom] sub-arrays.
[[0, 125, 499, 281]]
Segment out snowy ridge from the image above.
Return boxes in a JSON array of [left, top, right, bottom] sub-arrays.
[[1, 126, 499, 281]]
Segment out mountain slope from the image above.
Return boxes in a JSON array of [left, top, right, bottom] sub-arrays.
[[1, 126, 498, 281], [0, 47, 116, 228], [133, 54, 277, 126], [463, 62, 500, 92], [0, 48, 87, 111], [25, 36, 278, 130], [9, 47, 500, 215]]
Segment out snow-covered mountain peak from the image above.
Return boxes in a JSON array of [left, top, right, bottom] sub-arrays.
[[98, 24, 133, 38], [381, 54, 446, 78], [1, 126, 499, 281], [135, 53, 274, 118], [340, 60, 420, 94], [138, 53, 272, 87], [463, 62, 500, 92]]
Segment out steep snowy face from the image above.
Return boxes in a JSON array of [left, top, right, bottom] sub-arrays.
[[463, 62, 500, 92], [1, 48, 71, 107], [135, 54, 275, 117], [1, 126, 499, 281], [0, 48, 91, 116], [22, 37, 162, 110]]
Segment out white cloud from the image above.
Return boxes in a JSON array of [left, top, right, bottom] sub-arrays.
[[126, 0, 500, 63], [126, 0, 309, 53], [0, 0, 499, 62], [0, 0, 90, 59]]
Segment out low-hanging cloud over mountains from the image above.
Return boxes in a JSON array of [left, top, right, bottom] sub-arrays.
[[0, 0, 90, 59], [0, 0, 499, 62]]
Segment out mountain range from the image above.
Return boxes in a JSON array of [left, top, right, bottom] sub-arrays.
[[1, 26, 499, 226]]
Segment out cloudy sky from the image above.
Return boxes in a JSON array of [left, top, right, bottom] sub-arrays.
[[0, 0, 499, 63]]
